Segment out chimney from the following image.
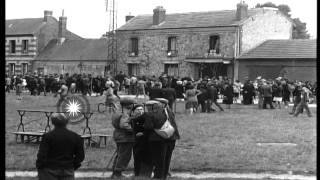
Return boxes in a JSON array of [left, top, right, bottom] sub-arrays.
[[43, 10, 53, 22], [236, 1, 248, 21], [153, 6, 166, 25], [125, 15, 135, 22], [58, 16, 67, 44]]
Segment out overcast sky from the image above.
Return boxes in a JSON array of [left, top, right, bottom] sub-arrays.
[[5, 0, 317, 39]]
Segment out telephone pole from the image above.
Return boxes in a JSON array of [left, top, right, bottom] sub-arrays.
[[105, 0, 117, 76]]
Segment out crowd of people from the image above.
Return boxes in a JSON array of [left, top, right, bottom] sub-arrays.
[[6, 71, 316, 116], [7, 71, 315, 179]]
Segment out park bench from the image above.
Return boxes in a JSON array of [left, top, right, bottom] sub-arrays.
[[11, 110, 112, 148], [11, 109, 53, 143]]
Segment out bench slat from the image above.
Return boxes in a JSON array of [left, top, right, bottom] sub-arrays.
[[11, 131, 44, 136]]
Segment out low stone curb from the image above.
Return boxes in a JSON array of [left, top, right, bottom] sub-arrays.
[[5, 171, 316, 180]]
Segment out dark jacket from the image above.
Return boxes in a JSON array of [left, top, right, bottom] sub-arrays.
[[132, 108, 180, 141], [36, 127, 84, 170], [262, 84, 273, 97], [207, 85, 218, 101]]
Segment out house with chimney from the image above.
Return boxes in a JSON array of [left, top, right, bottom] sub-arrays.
[[116, 2, 295, 80], [5, 10, 82, 76]]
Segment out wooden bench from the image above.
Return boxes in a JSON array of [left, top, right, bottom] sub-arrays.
[[91, 134, 112, 147], [11, 131, 44, 143]]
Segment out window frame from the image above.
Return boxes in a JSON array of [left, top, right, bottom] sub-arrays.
[[9, 40, 16, 54], [167, 36, 178, 57], [9, 63, 15, 75], [209, 35, 220, 54], [128, 63, 140, 76], [22, 63, 28, 75], [164, 64, 179, 76], [22, 40, 29, 54], [129, 37, 139, 56]]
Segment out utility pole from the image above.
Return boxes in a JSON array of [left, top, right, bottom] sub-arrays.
[[105, 0, 117, 77]]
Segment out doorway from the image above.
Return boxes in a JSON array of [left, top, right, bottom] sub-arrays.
[[199, 63, 227, 79]]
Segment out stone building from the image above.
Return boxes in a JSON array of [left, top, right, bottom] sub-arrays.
[[116, 2, 294, 80], [5, 10, 82, 75], [33, 39, 109, 76], [237, 39, 316, 82]]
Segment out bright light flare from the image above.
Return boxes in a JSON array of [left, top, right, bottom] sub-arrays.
[[65, 99, 82, 117]]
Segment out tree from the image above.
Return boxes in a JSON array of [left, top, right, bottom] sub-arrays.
[[255, 2, 310, 39], [277, 4, 291, 17], [292, 18, 310, 39]]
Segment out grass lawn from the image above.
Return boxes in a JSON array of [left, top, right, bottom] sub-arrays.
[[5, 92, 316, 175]]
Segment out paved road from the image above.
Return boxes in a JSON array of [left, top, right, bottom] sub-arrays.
[[6, 171, 316, 180]]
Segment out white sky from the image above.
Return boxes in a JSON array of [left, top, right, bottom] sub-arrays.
[[5, 0, 317, 39]]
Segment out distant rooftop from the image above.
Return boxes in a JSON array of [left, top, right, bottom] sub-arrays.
[[238, 39, 317, 59]]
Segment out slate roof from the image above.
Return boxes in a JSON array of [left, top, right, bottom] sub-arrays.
[[6, 18, 45, 35], [35, 39, 108, 61], [6, 18, 82, 40], [238, 39, 317, 59], [117, 9, 262, 30]]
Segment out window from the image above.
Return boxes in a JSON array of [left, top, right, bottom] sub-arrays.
[[209, 35, 220, 54], [22, 63, 28, 75], [128, 64, 140, 76], [22, 40, 29, 54], [129, 38, 138, 56], [167, 37, 177, 56], [9, 40, 16, 53], [9, 63, 15, 75], [164, 64, 179, 76]]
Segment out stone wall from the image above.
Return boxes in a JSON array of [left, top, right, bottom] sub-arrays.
[[116, 26, 237, 78], [32, 60, 107, 76], [240, 9, 292, 53]]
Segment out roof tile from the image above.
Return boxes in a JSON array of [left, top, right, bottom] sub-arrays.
[[238, 39, 317, 59]]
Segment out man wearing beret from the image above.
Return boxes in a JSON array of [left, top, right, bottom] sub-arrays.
[[110, 98, 136, 178], [36, 113, 85, 180]]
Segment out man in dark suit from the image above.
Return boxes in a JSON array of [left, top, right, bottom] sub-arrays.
[[36, 113, 85, 180]]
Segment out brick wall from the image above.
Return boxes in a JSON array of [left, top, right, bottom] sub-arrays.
[[238, 59, 316, 82], [240, 9, 292, 53], [116, 26, 237, 78]]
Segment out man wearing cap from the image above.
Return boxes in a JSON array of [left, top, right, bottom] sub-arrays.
[[36, 113, 85, 180], [134, 99, 180, 179], [110, 98, 136, 178]]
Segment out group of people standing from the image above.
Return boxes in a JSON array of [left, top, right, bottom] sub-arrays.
[[111, 97, 180, 179]]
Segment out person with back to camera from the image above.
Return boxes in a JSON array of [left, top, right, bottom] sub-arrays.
[[36, 113, 85, 180]]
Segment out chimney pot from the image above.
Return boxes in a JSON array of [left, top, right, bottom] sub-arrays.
[[44, 10, 53, 22], [58, 16, 67, 39], [153, 6, 166, 25], [125, 15, 135, 22], [236, 1, 248, 21]]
